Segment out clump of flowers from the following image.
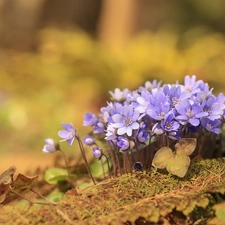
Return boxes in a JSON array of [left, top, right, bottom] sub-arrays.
[[43, 75, 225, 183], [83, 75, 225, 176]]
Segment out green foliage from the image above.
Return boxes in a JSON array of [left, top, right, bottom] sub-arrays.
[[44, 168, 69, 185], [207, 201, 225, 225], [213, 201, 225, 222], [152, 138, 196, 177], [1, 158, 225, 224], [46, 191, 64, 202]]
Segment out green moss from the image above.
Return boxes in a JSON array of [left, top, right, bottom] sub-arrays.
[[1, 158, 225, 224]]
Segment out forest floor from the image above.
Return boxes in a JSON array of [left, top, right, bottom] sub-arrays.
[[0, 158, 225, 224]]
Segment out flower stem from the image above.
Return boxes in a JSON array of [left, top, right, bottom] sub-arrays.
[[58, 149, 71, 178], [107, 141, 117, 176], [102, 153, 111, 179], [76, 135, 96, 185], [58, 149, 78, 194]]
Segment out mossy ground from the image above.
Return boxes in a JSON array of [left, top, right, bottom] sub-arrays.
[[1, 158, 225, 225]]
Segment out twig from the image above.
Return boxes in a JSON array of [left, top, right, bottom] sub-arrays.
[[56, 209, 74, 225]]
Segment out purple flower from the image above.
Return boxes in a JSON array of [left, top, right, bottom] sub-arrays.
[[42, 138, 59, 153], [117, 136, 130, 151], [83, 113, 98, 126], [92, 146, 102, 159], [134, 90, 152, 113], [83, 135, 95, 146], [201, 118, 222, 134], [152, 123, 164, 136], [139, 80, 162, 93], [181, 75, 203, 94], [137, 129, 150, 143], [105, 124, 117, 141], [152, 112, 181, 140], [133, 162, 143, 172], [146, 91, 171, 121], [175, 99, 207, 126], [161, 112, 180, 132], [163, 84, 189, 107], [201, 96, 225, 121], [217, 93, 225, 104], [93, 122, 105, 134], [109, 88, 130, 102], [58, 122, 76, 146], [110, 105, 140, 137]]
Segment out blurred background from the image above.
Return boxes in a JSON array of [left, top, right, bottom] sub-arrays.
[[0, 0, 225, 172]]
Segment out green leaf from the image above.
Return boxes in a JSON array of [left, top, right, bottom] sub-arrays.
[[152, 138, 197, 177], [175, 138, 196, 155], [214, 201, 225, 222], [47, 191, 64, 202], [44, 168, 69, 184], [90, 157, 110, 177], [166, 151, 191, 178], [152, 147, 174, 169]]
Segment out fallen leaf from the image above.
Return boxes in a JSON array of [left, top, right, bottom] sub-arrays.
[[151, 147, 174, 169], [0, 166, 17, 203], [0, 183, 10, 203], [166, 151, 191, 178], [2, 173, 38, 204], [152, 138, 197, 177], [175, 138, 196, 155], [0, 166, 16, 185]]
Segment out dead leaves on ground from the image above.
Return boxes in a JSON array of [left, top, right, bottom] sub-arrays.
[[0, 165, 51, 205]]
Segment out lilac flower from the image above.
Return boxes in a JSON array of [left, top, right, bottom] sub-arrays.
[[217, 93, 225, 104], [83, 113, 98, 126], [117, 136, 130, 151], [138, 80, 162, 93], [83, 135, 95, 146], [42, 138, 59, 153], [146, 91, 171, 121], [181, 75, 203, 94], [100, 102, 123, 122], [198, 82, 213, 96], [201, 118, 222, 134], [93, 121, 105, 134], [152, 123, 164, 136], [201, 96, 225, 120], [58, 122, 76, 146], [175, 99, 207, 126], [152, 112, 181, 140], [92, 146, 102, 159], [163, 84, 189, 107], [110, 105, 140, 137], [124, 90, 139, 104], [134, 90, 152, 113], [137, 129, 150, 143], [109, 88, 130, 102], [105, 124, 117, 141], [161, 112, 180, 132], [139, 121, 148, 129]]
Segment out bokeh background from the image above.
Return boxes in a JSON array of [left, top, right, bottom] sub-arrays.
[[0, 0, 225, 172]]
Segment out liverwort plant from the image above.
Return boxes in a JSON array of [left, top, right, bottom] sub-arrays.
[[43, 75, 225, 185], [82, 75, 225, 177]]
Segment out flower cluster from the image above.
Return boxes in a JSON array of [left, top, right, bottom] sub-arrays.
[[84, 76, 224, 146], [43, 75, 225, 179], [83, 75, 225, 173]]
